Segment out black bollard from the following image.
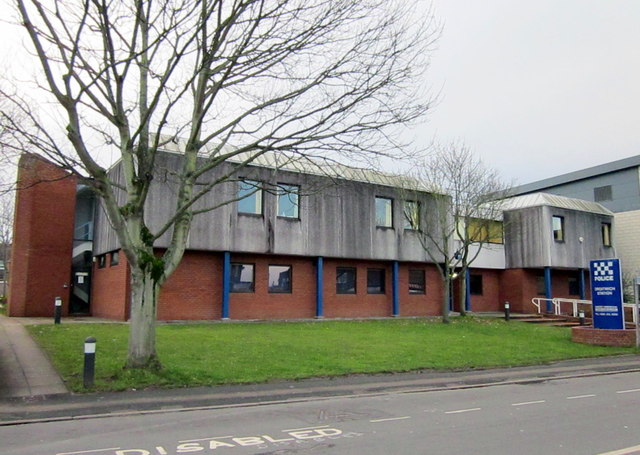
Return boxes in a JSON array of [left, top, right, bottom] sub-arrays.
[[504, 301, 511, 321], [579, 310, 586, 326], [54, 297, 62, 324], [83, 337, 96, 388]]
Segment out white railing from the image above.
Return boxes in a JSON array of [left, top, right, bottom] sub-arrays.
[[530, 297, 638, 323]]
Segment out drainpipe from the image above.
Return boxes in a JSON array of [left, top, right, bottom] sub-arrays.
[[392, 261, 399, 317], [316, 257, 324, 318], [222, 251, 231, 320], [544, 266, 552, 313]]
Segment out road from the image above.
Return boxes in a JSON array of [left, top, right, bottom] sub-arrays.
[[2, 371, 640, 455]]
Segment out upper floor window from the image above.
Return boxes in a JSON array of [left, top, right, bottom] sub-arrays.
[[230, 263, 255, 292], [552, 215, 564, 242], [110, 251, 120, 266], [375, 197, 393, 228], [594, 185, 612, 202], [268, 265, 292, 293], [277, 184, 299, 218], [403, 200, 420, 230], [467, 218, 504, 244], [237, 180, 262, 215], [602, 222, 612, 247], [97, 255, 106, 269]]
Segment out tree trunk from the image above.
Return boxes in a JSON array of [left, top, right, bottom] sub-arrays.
[[458, 270, 467, 316], [442, 275, 451, 323], [126, 266, 161, 370]]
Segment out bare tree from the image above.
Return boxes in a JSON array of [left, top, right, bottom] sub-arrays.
[[0, 0, 439, 368], [402, 144, 511, 322], [0, 193, 12, 299]]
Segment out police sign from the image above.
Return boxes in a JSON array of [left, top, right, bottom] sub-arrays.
[[590, 259, 625, 330]]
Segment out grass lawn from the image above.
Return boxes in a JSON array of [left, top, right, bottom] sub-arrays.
[[28, 317, 636, 392]]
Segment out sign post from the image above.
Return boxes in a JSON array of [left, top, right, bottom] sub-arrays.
[[590, 259, 625, 330]]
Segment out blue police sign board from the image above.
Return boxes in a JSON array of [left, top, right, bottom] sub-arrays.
[[590, 259, 625, 330]]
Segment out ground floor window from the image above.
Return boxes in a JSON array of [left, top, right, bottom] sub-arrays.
[[568, 275, 580, 296], [469, 274, 483, 296], [268, 265, 292, 293], [409, 269, 425, 294], [536, 275, 546, 295], [231, 263, 254, 292], [367, 268, 385, 294], [336, 267, 356, 294]]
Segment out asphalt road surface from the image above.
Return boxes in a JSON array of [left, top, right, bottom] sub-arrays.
[[3, 371, 640, 455]]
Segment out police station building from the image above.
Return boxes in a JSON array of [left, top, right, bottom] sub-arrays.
[[7, 152, 617, 321]]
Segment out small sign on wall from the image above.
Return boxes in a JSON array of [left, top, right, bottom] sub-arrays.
[[590, 259, 625, 330]]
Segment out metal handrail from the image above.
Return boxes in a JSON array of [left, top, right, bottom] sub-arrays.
[[530, 297, 638, 323]]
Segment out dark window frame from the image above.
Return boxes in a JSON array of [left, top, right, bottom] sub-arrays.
[[336, 267, 357, 294], [568, 276, 580, 296], [367, 268, 386, 294], [110, 251, 120, 266], [375, 196, 393, 228], [469, 274, 483, 296], [277, 183, 300, 219], [237, 179, 263, 215], [602, 222, 612, 247], [230, 262, 255, 293], [552, 215, 565, 242], [97, 255, 106, 269], [268, 264, 293, 293], [403, 200, 420, 230], [408, 269, 426, 294]]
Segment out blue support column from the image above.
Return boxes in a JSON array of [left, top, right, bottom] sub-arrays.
[[316, 257, 324, 318], [579, 268, 586, 300], [392, 261, 400, 317], [465, 268, 471, 312], [222, 251, 231, 320], [544, 266, 552, 313]]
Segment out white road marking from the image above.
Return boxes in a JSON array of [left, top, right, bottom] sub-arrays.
[[179, 436, 234, 443], [567, 394, 596, 400], [56, 449, 121, 455], [597, 443, 640, 454], [282, 425, 330, 432], [616, 389, 640, 394], [444, 408, 482, 414], [370, 416, 411, 423], [512, 400, 546, 406]]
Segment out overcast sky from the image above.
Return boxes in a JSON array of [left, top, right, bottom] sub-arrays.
[[1, 1, 638, 186], [420, 0, 640, 185]]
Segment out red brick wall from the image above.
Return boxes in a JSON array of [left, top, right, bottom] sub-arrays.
[[158, 251, 222, 320], [91, 251, 130, 320], [465, 269, 502, 312], [229, 254, 316, 320], [398, 263, 442, 317], [572, 326, 635, 347], [8, 154, 76, 317]]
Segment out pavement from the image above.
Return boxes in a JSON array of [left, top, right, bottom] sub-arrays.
[[1, 314, 640, 427]]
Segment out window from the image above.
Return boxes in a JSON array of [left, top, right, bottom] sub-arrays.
[[336, 267, 357, 294], [568, 276, 580, 296], [469, 274, 483, 296], [594, 185, 612, 202], [375, 197, 393, 227], [602, 222, 612, 247], [409, 269, 425, 294], [367, 268, 385, 294], [97, 255, 106, 269], [277, 184, 299, 218], [536, 275, 546, 295], [110, 251, 120, 266], [403, 201, 420, 230], [552, 216, 564, 242], [268, 265, 292, 293], [230, 263, 254, 292], [467, 218, 504, 244], [237, 180, 262, 215]]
